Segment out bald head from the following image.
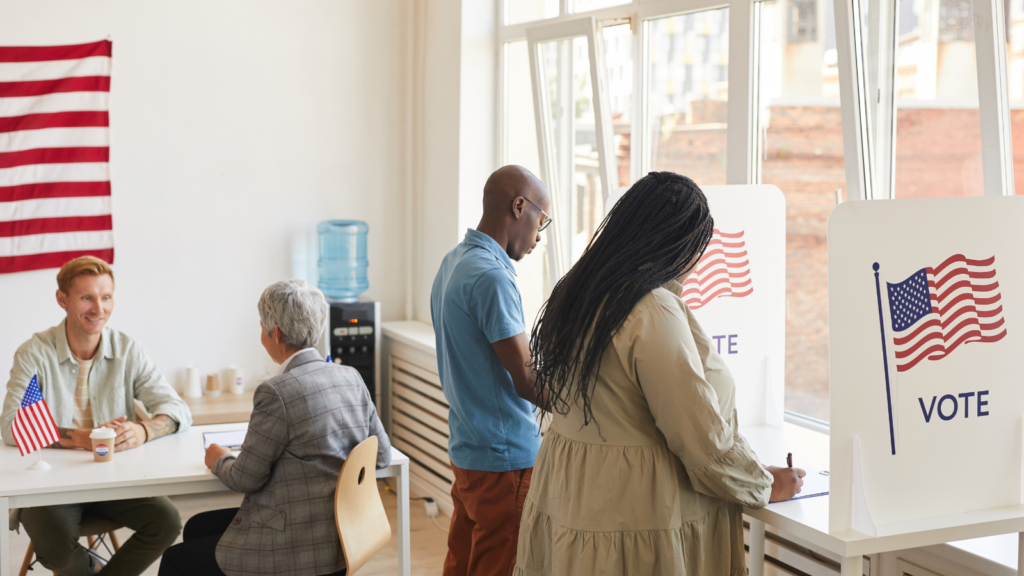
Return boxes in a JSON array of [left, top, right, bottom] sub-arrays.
[[483, 165, 549, 216], [476, 165, 551, 262]]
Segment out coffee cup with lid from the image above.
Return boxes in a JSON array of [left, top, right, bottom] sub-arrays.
[[90, 427, 116, 462]]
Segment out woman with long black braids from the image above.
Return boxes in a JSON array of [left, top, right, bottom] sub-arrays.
[[513, 173, 804, 576]]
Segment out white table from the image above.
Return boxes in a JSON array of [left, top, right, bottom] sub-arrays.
[[741, 423, 1024, 576], [0, 423, 411, 576]]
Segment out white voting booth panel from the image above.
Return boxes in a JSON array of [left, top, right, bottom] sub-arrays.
[[829, 197, 1024, 535], [608, 184, 786, 427]]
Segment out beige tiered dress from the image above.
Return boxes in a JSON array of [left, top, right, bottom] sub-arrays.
[[514, 280, 773, 576]]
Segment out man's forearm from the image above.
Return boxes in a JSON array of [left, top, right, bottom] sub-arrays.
[[53, 427, 86, 449], [143, 414, 179, 442], [512, 371, 549, 411]]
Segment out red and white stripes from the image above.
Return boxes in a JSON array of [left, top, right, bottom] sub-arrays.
[[892, 255, 1006, 372], [12, 398, 60, 456], [681, 229, 753, 310], [0, 40, 113, 274]]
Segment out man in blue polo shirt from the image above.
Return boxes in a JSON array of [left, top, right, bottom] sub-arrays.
[[431, 165, 550, 576]]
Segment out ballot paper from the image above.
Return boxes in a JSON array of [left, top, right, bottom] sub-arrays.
[[787, 468, 829, 501], [202, 429, 247, 449]]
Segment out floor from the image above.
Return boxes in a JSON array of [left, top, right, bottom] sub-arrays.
[[8, 481, 449, 576]]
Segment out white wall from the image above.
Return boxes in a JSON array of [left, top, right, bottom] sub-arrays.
[[413, 0, 498, 324], [0, 0, 410, 395], [415, 0, 464, 325], [457, 0, 496, 238]]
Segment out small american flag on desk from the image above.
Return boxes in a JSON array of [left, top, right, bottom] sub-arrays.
[[12, 374, 60, 456]]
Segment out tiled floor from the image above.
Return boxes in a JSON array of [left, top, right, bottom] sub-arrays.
[[8, 482, 449, 576]]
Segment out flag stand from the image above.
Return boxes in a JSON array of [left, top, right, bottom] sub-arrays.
[[28, 450, 51, 471], [872, 262, 897, 456]]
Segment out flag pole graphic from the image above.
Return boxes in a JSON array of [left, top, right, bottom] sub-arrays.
[[873, 263, 897, 456]]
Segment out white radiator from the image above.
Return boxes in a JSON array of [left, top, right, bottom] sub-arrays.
[[382, 335, 455, 515]]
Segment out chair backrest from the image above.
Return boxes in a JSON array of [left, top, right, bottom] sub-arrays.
[[334, 436, 391, 575]]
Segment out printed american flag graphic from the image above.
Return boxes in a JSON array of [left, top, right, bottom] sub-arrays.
[[886, 255, 1006, 372], [12, 375, 60, 456], [681, 229, 753, 310], [0, 40, 113, 274]]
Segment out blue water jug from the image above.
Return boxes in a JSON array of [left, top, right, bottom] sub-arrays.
[[317, 220, 369, 302]]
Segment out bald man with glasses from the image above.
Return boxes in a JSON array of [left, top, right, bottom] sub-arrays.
[[431, 165, 551, 576]]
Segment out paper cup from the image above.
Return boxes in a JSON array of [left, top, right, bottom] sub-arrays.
[[205, 374, 221, 397], [185, 365, 202, 399], [227, 366, 245, 395], [90, 428, 116, 462]]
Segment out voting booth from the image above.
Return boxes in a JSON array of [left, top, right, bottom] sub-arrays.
[[829, 196, 1024, 536], [606, 184, 787, 427]]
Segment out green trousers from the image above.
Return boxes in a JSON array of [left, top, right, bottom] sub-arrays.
[[20, 497, 182, 576]]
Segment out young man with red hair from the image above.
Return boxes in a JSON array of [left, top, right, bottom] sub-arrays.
[[2, 256, 192, 576]]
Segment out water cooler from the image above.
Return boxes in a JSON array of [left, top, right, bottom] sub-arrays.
[[325, 301, 381, 409], [315, 219, 380, 408]]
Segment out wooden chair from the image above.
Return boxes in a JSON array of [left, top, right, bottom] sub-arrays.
[[334, 436, 391, 575], [19, 516, 122, 576]]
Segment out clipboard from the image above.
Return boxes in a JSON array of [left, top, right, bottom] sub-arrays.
[[202, 429, 246, 450]]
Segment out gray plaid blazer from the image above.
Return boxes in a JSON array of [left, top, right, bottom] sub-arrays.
[[212, 349, 391, 576]]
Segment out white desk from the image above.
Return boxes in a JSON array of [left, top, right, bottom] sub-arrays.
[[0, 423, 411, 576], [741, 423, 1024, 576]]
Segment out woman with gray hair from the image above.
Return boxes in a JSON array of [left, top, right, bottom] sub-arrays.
[[159, 280, 392, 576]]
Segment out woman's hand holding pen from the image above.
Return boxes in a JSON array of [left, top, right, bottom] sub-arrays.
[[766, 453, 806, 502]]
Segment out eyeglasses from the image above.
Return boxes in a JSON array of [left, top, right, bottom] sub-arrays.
[[523, 197, 552, 232]]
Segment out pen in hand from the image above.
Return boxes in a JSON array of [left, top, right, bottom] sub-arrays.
[[787, 452, 793, 468]]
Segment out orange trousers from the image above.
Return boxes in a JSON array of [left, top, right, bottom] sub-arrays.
[[442, 462, 533, 576]]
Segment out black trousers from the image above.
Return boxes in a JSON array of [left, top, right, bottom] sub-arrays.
[[158, 508, 346, 576]]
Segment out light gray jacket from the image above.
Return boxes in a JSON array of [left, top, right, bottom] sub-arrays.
[[212, 349, 391, 576]]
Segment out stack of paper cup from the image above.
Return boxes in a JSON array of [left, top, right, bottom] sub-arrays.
[[185, 366, 202, 399], [227, 366, 245, 395]]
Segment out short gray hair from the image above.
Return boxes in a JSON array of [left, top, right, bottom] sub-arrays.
[[258, 279, 328, 349]]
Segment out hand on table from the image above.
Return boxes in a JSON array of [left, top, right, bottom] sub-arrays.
[[99, 415, 146, 452], [766, 466, 806, 502], [205, 443, 232, 469]]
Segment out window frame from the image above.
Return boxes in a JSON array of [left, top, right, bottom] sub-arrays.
[[499, 0, 762, 267], [835, 0, 1016, 200], [497, 0, 1023, 427], [497, 0, 834, 429], [526, 17, 618, 278]]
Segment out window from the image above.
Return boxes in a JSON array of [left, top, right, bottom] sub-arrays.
[[499, 0, 901, 427], [787, 0, 818, 43], [503, 40, 551, 325], [603, 23, 633, 187], [1006, 0, 1024, 194], [573, 0, 630, 12], [893, 0, 984, 198], [530, 27, 610, 270], [507, 0, 560, 26], [758, 0, 841, 422], [645, 9, 730, 183]]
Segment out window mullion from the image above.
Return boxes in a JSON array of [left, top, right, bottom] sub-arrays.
[[866, 0, 898, 200], [630, 15, 643, 186], [973, 0, 1015, 196], [833, 0, 874, 201], [726, 0, 757, 185]]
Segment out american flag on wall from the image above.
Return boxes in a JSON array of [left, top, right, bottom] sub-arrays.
[[0, 40, 113, 274], [886, 255, 1006, 372], [681, 229, 753, 310]]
